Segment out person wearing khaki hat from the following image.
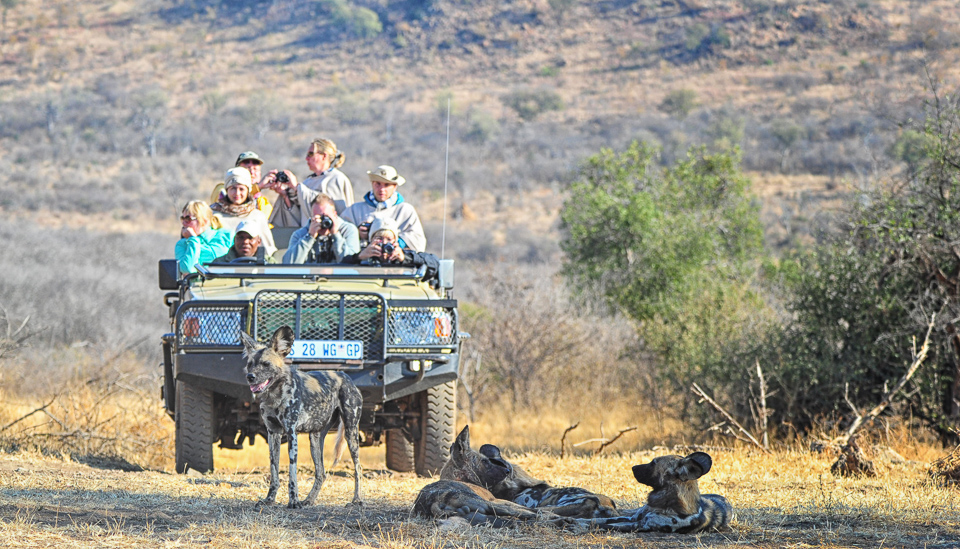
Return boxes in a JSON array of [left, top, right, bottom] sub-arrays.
[[211, 167, 277, 256], [340, 164, 427, 252], [213, 220, 277, 265], [264, 138, 355, 228]]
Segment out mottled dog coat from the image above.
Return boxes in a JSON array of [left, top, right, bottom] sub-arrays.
[[588, 452, 732, 534], [478, 444, 619, 519], [413, 426, 569, 527], [241, 326, 363, 508]]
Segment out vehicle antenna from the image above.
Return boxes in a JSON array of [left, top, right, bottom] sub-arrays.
[[441, 97, 450, 260]]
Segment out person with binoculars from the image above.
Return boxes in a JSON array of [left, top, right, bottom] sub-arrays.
[[282, 193, 360, 264]]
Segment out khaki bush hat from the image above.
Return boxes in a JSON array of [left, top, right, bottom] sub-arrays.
[[235, 151, 264, 166], [224, 167, 253, 190], [234, 220, 261, 239], [367, 165, 406, 186]]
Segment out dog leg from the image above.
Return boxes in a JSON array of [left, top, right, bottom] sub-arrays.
[[343, 409, 363, 506], [257, 432, 282, 508], [287, 427, 302, 509], [303, 431, 326, 506]]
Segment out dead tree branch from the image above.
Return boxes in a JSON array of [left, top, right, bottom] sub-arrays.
[[692, 382, 770, 454], [842, 313, 936, 443], [560, 422, 579, 459], [0, 396, 56, 433], [595, 426, 637, 455]]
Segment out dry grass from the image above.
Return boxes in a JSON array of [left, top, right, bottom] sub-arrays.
[[1, 378, 960, 548]]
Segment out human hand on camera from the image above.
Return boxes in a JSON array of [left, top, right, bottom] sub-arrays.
[[309, 214, 337, 238]]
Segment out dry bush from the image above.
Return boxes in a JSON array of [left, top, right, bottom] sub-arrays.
[[0, 348, 171, 470]]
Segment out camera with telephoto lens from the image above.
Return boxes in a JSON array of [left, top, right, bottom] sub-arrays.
[[381, 242, 395, 255], [275, 171, 289, 184], [320, 215, 334, 230]]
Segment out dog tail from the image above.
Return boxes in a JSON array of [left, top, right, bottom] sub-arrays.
[[331, 420, 346, 468]]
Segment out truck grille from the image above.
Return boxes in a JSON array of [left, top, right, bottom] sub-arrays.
[[254, 291, 385, 362]]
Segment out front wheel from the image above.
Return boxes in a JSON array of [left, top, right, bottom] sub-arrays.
[[175, 381, 215, 474], [415, 380, 457, 477]]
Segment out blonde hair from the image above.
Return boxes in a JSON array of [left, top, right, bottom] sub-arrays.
[[182, 200, 223, 230], [311, 138, 346, 169], [372, 228, 398, 242]]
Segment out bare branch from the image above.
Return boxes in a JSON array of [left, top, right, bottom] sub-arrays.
[[692, 382, 770, 454], [595, 426, 637, 455], [560, 422, 579, 459], [842, 313, 936, 442], [0, 396, 56, 433]]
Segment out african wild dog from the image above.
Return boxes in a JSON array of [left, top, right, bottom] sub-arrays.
[[413, 426, 570, 527], [241, 326, 363, 509], [588, 452, 732, 534], [478, 444, 619, 519]]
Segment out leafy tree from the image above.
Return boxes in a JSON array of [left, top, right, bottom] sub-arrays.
[[761, 87, 960, 440], [560, 142, 768, 400]]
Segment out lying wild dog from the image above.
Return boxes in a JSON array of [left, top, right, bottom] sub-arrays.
[[478, 444, 619, 519], [586, 452, 732, 534], [241, 326, 363, 509], [413, 426, 569, 527]]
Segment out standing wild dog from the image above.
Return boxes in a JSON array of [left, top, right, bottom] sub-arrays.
[[588, 452, 732, 534], [413, 426, 570, 527], [478, 444, 619, 519], [241, 326, 363, 509]]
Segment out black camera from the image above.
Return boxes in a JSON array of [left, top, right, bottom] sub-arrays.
[[275, 171, 289, 184], [320, 215, 334, 230], [381, 242, 395, 255]]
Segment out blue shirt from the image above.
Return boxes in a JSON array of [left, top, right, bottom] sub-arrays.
[[175, 228, 233, 273]]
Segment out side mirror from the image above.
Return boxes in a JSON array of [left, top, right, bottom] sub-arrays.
[[438, 259, 454, 290], [158, 259, 180, 290]]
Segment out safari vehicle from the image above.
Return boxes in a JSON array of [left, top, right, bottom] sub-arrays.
[[158, 237, 464, 476]]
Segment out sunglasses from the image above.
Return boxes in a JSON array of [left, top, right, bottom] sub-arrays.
[[180, 215, 198, 222]]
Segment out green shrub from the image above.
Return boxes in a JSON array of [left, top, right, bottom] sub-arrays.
[[658, 89, 698, 119], [501, 88, 564, 121]]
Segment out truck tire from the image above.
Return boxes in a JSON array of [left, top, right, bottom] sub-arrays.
[[175, 381, 215, 474], [415, 380, 456, 477], [385, 430, 415, 473]]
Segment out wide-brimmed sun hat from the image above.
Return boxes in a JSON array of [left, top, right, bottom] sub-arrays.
[[366, 165, 406, 186]]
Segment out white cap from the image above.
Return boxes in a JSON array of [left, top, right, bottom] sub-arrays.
[[234, 221, 261, 239]]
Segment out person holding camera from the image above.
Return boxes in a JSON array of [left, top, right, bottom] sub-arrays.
[[282, 193, 360, 264], [343, 218, 440, 280], [210, 167, 277, 256], [265, 138, 354, 228], [341, 164, 427, 252]]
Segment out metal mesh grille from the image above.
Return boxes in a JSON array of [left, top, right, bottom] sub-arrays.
[[388, 307, 457, 346], [254, 291, 384, 361], [177, 305, 246, 347]]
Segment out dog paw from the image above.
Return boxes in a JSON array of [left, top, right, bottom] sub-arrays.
[[287, 500, 304, 509], [254, 499, 273, 510], [346, 499, 364, 508]]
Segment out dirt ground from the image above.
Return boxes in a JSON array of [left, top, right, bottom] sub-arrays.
[[1, 444, 959, 549]]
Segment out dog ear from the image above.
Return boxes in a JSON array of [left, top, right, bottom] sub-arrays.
[[676, 452, 712, 480], [452, 425, 470, 455], [479, 444, 502, 460], [240, 331, 259, 357], [271, 326, 295, 357]]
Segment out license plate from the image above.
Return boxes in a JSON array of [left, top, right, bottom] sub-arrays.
[[289, 340, 364, 360]]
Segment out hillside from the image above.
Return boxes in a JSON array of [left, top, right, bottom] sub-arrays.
[[1, 0, 960, 354]]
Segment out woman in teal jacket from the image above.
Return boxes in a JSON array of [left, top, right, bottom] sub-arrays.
[[175, 200, 233, 273]]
